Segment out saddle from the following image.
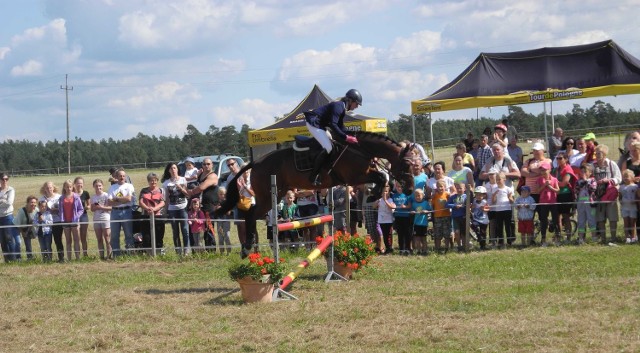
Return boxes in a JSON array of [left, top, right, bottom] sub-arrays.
[[293, 135, 342, 172]]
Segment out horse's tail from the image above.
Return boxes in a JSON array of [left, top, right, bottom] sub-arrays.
[[214, 162, 253, 217]]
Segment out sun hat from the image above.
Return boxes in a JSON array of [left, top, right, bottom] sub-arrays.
[[583, 132, 596, 141], [185, 157, 195, 165], [494, 124, 507, 132], [532, 142, 545, 151], [474, 186, 487, 194]]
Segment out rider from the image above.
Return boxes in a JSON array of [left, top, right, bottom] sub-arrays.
[[304, 89, 361, 186]]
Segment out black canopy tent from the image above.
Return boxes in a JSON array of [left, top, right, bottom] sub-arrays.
[[410, 39, 640, 154]]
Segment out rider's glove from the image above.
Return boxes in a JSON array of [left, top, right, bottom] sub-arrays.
[[345, 135, 358, 144]]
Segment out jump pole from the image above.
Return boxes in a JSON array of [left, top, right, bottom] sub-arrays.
[[277, 214, 334, 232], [325, 186, 347, 283], [270, 175, 297, 301], [280, 235, 333, 290]]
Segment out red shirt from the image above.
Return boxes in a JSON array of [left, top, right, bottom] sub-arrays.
[[62, 196, 74, 222]]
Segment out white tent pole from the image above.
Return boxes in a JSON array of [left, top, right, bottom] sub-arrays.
[[551, 101, 555, 131], [543, 102, 549, 155], [411, 114, 416, 143], [429, 113, 435, 160]]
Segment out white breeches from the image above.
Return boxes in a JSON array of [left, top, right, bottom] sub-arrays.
[[306, 122, 333, 153]]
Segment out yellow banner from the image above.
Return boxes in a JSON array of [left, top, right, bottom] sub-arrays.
[[411, 84, 640, 114], [249, 119, 388, 147]]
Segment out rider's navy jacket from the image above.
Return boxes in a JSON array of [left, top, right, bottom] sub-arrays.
[[304, 101, 349, 140]]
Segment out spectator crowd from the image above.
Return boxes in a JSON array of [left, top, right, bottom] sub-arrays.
[[1, 126, 640, 262]]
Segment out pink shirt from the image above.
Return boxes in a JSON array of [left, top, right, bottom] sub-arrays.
[[537, 176, 559, 204], [189, 210, 205, 233]]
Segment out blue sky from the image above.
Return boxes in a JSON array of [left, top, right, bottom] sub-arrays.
[[1, 0, 640, 142]]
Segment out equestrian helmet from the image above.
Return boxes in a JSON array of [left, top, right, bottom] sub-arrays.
[[345, 89, 362, 106]]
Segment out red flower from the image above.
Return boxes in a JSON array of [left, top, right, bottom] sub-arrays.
[[354, 247, 359, 253], [261, 268, 267, 274], [257, 261, 264, 266], [342, 250, 347, 256]]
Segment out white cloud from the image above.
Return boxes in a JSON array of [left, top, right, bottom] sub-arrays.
[[107, 81, 201, 108], [211, 98, 294, 128], [116, 0, 236, 50], [12, 18, 67, 46], [415, 1, 468, 18], [118, 11, 162, 48], [284, 3, 347, 36], [0, 47, 10, 60], [124, 115, 192, 137], [10, 60, 43, 76], [239, 2, 275, 25], [276, 43, 377, 83]]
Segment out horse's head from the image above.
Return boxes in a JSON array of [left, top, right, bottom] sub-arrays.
[[352, 132, 415, 192], [391, 143, 416, 193]]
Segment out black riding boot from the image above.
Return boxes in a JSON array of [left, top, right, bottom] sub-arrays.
[[309, 150, 329, 186]]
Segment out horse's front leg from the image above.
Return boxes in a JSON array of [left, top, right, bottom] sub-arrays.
[[366, 171, 388, 201]]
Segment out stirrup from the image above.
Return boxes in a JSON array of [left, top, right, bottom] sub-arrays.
[[311, 174, 322, 186]]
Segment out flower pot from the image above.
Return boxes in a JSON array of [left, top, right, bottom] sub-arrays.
[[327, 259, 353, 280], [236, 276, 274, 303]]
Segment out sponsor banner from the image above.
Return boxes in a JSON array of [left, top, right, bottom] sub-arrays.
[[249, 119, 388, 146], [411, 84, 640, 114]]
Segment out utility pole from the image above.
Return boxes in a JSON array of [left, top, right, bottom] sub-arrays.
[[60, 74, 73, 174]]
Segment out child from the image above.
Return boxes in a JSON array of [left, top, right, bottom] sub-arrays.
[[574, 164, 598, 244], [447, 182, 468, 252], [215, 187, 232, 255], [535, 162, 560, 246], [280, 190, 299, 250], [515, 186, 536, 247], [391, 181, 411, 255], [491, 172, 515, 248], [619, 169, 639, 243], [471, 186, 489, 250], [484, 171, 498, 247], [90, 179, 112, 260], [59, 179, 84, 261], [410, 188, 432, 255], [431, 180, 452, 252], [74, 177, 91, 257], [375, 186, 396, 254], [33, 200, 53, 262], [188, 198, 205, 253], [184, 158, 199, 190]]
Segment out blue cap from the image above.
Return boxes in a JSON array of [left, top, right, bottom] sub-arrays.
[[520, 185, 531, 192]]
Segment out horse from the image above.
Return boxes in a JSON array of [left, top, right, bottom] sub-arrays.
[[214, 131, 415, 256]]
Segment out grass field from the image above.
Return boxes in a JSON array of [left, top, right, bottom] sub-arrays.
[[0, 133, 636, 352], [1, 245, 640, 352]]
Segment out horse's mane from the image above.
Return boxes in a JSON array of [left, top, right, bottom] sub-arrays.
[[354, 131, 402, 148]]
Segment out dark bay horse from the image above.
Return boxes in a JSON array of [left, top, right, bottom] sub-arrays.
[[215, 131, 415, 255]]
